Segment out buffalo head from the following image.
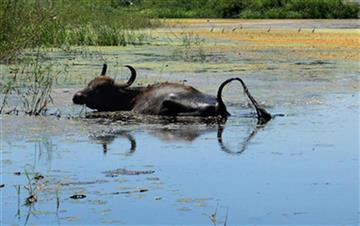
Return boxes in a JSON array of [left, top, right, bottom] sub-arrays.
[[72, 64, 139, 111]]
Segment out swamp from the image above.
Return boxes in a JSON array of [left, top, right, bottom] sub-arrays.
[[1, 17, 359, 225]]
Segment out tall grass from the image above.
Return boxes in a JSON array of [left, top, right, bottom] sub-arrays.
[[0, 1, 157, 116], [171, 32, 208, 62], [0, 0, 55, 62], [20, 54, 56, 115], [0, 0, 157, 62], [39, 24, 151, 47], [0, 50, 57, 116]]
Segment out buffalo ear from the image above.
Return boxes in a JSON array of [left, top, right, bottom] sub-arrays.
[[101, 64, 107, 76]]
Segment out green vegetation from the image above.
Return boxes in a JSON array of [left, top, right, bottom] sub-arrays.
[[0, 0, 157, 62], [1, 0, 358, 62], [0, 1, 358, 116], [135, 0, 359, 19], [0, 52, 57, 115], [0, 0, 156, 116], [171, 32, 208, 62]]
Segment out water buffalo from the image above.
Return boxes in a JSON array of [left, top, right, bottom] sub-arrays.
[[73, 64, 271, 124]]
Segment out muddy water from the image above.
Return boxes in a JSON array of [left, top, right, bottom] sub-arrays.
[[1, 20, 359, 225]]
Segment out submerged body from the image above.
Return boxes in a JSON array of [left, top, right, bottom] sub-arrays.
[[132, 83, 220, 116], [73, 79, 224, 116], [72, 64, 271, 123]]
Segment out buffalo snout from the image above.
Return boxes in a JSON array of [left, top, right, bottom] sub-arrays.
[[72, 92, 86, 105]]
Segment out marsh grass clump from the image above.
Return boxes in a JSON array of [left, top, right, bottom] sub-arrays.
[[20, 57, 56, 116], [24, 170, 37, 206], [0, 51, 57, 116], [93, 26, 150, 46], [39, 24, 152, 47], [171, 32, 208, 62]]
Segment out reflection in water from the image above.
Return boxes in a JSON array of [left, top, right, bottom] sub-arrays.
[[217, 122, 266, 155], [150, 128, 206, 142], [13, 117, 266, 225], [32, 137, 57, 171], [89, 119, 265, 155], [90, 131, 136, 154], [150, 125, 217, 142]]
